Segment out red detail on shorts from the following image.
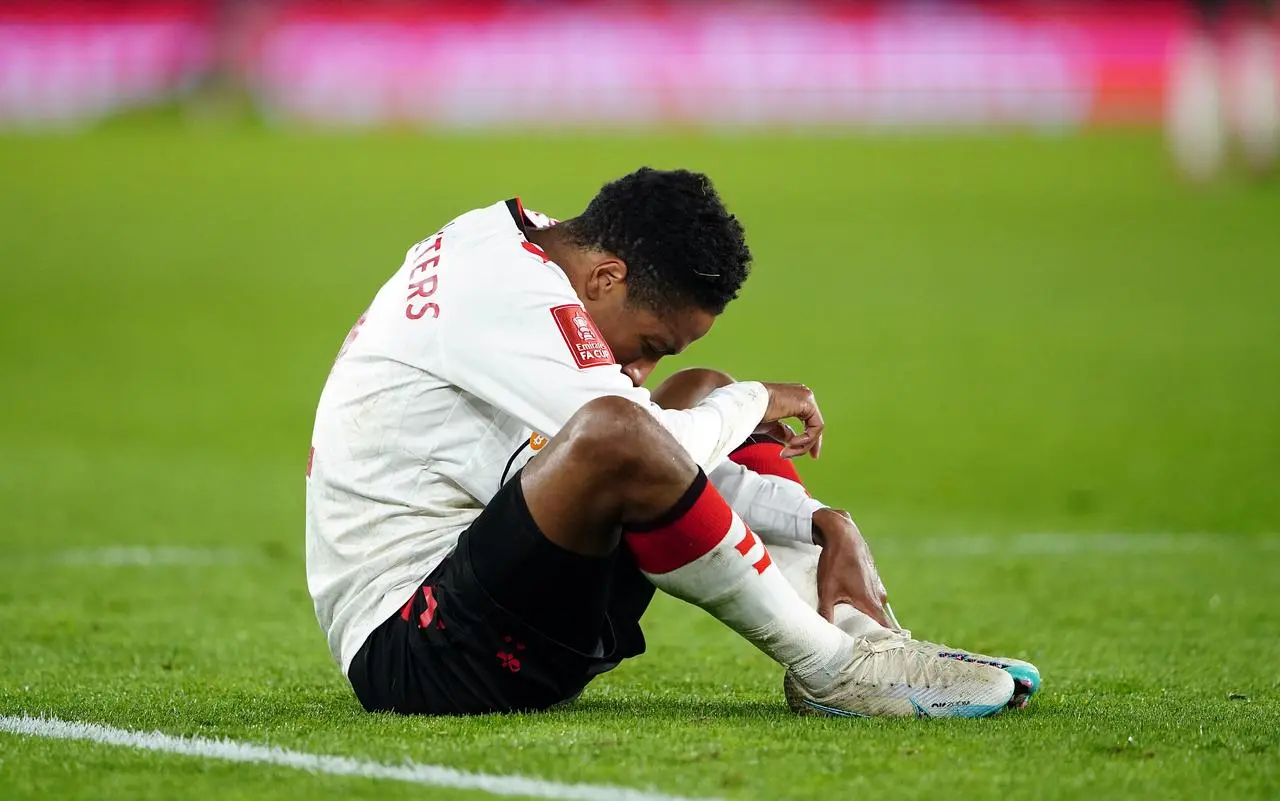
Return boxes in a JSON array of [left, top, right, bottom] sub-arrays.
[[752, 549, 773, 575], [497, 636, 525, 673], [399, 598, 413, 622], [550, 304, 615, 369], [306, 446, 314, 478], [521, 241, 548, 262], [730, 441, 805, 489], [734, 530, 755, 557], [417, 585, 438, 629], [624, 482, 734, 574]]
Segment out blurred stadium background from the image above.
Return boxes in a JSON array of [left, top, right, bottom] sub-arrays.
[[0, 0, 1270, 133], [1, 1, 1277, 800]]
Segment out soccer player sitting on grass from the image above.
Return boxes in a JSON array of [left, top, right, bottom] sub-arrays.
[[305, 168, 1041, 718]]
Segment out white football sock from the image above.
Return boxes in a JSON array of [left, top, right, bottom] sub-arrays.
[[625, 473, 852, 689]]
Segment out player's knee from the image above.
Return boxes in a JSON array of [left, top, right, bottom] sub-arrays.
[[561, 396, 664, 478], [650, 367, 735, 410]]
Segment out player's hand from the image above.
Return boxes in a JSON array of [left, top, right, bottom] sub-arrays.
[[760, 382, 824, 459], [812, 508, 893, 629]]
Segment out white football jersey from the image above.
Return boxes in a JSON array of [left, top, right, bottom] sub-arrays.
[[306, 199, 823, 673]]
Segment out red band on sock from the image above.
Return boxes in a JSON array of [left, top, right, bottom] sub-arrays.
[[730, 441, 805, 488], [752, 549, 772, 574], [624, 472, 734, 575]]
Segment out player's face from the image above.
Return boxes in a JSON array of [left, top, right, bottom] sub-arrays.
[[593, 301, 715, 388], [579, 256, 716, 387]]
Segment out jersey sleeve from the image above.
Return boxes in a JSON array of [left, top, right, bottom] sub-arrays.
[[432, 249, 768, 472], [708, 461, 828, 544]]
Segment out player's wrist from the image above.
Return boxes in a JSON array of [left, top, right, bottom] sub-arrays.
[[811, 507, 853, 547]]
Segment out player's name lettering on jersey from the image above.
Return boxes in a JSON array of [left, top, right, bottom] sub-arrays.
[[405, 231, 445, 320]]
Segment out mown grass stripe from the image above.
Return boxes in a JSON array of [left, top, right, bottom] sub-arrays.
[[2, 534, 1273, 570]]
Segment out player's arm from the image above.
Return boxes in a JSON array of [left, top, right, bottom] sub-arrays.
[[708, 461, 826, 544]]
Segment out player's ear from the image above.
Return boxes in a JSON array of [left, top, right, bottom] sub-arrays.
[[584, 258, 628, 302]]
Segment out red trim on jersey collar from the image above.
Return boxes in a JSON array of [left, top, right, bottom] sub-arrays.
[[506, 197, 551, 261], [505, 197, 533, 236]]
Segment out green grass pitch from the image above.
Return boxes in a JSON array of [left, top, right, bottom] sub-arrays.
[[0, 127, 1277, 800]]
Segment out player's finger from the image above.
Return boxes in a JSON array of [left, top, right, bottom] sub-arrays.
[[753, 420, 794, 444], [816, 596, 835, 622], [816, 574, 843, 622], [801, 400, 824, 435], [799, 399, 824, 456], [781, 441, 818, 459], [856, 597, 893, 629], [792, 428, 821, 459], [780, 431, 814, 458], [842, 584, 891, 628]]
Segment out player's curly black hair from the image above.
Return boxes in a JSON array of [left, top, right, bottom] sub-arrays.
[[565, 168, 751, 314]]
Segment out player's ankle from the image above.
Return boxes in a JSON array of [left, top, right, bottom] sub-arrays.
[[832, 603, 893, 639], [790, 636, 856, 693]]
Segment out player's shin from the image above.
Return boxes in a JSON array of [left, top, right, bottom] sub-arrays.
[[624, 471, 851, 688]]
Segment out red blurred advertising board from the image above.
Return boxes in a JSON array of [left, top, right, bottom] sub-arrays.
[[0, 1, 1247, 130]]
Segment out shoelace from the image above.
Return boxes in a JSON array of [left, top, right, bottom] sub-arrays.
[[851, 630, 953, 689]]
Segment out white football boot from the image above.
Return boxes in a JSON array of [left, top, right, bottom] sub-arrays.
[[769, 540, 1035, 715], [909, 638, 1041, 709], [784, 628, 1014, 719], [884, 604, 1042, 710]]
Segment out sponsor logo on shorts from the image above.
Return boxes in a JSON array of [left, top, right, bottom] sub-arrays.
[[497, 635, 526, 673]]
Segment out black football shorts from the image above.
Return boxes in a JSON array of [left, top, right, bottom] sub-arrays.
[[346, 471, 655, 715]]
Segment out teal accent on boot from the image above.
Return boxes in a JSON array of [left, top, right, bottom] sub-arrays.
[[1005, 662, 1041, 695]]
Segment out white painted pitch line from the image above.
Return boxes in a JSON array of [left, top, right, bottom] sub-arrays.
[[0, 715, 718, 801], [1, 547, 256, 567], [53, 546, 254, 566]]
